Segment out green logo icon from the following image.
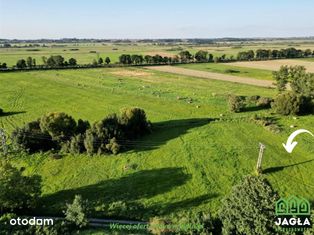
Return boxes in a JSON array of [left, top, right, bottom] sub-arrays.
[[276, 195, 311, 216]]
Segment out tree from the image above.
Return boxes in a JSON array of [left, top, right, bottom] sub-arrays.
[[119, 108, 151, 139], [97, 57, 103, 65], [179, 50, 192, 63], [208, 53, 214, 62], [40, 112, 77, 142], [16, 59, 27, 69], [32, 58, 36, 67], [237, 50, 254, 61], [64, 195, 88, 228], [220, 175, 279, 235], [144, 55, 153, 64], [26, 56, 33, 67], [0, 161, 41, 213], [272, 91, 312, 115], [195, 50, 208, 62], [84, 114, 123, 155], [119, 54, 132, 64], [46, 55, 64, 67], [12, 120, 56, 153], [105, 57, 111, 64], [41, 56, 47, 66], [68, 58, 77, 66]]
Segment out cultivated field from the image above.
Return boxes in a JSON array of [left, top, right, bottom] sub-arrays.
[[1, 65, 313, 222], [227, 59, 314, 73], [146, 66, 275, 87]]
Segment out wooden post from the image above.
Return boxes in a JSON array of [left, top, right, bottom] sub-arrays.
[[256, 143, 266, 175]]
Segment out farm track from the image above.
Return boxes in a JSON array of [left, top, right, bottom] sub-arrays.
[[227, 59, 314, 73], [145, 66, 275, 88]]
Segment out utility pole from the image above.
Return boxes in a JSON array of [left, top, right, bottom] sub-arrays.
[[0, 128, 8, 157], [256, 143, 266, 175]]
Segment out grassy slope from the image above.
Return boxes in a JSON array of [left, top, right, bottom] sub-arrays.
[[0, 67, 313, 221], [177, 62, 274, 80]]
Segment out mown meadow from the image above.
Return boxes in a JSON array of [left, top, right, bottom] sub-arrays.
[[0, 65, 313, 222]]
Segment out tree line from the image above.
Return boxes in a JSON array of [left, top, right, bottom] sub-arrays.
[[1, 47, 313, 71]]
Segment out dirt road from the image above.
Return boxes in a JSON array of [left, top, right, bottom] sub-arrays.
[[227, 59, 314, 73], [146, 66, 275, 88]]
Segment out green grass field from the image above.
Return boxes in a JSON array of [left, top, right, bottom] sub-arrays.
[[1, 66, 314, 223], [177, 62, 274, 80]]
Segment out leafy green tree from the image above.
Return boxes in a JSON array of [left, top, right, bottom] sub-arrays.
[[64, 195, 88, 228], [272, 91, 312, 115], [41, 56, 47, 66], [40, 112, 77, 142], [11, 120, 56, 153], [26, 56, 33, 67], [237, 50, 254, 61], [0, 161, 41, 213], [98, 57, 103, 64], [208, 53, 214, 62], [68, 58, 77, 66], [46, 55, 64, 67], [16, 59, 27, 69], [105, 57, 111, 64], [119, 54, 132, 64], [119, 108, 151, 139], [195, 50, 208, 62], [179, 50, 192, 63], [84, 114, 123, 155], [220, 175, 279, 235], [144, 55, 153, 64]]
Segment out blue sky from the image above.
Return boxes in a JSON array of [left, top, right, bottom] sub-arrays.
[[0, 0, 313, 39]]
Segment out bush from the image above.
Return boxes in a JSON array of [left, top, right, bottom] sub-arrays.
[[272, 91, 312, 115], [12, 120, 56, 153], [0, 161, 41, 213], [64, 195, 88, 228], [257, 97, 273, 108], [62, 134, 86, 154], [84, 114, 124, 155], [220, 175, 279, 235], [0, 108, 3, 114], [228, 95, 245, 112], [119, 108, 151, 138], [40, 112, 77, 142]]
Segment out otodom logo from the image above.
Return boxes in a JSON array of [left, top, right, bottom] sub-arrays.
[[275, 195, 312, 232]]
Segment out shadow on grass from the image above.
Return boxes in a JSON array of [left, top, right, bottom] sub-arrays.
[[0, 111, 26, 117], [39, 167, 192, 215], [147, 193, 219, 216], [124, 118, 213, 152], [241, 105, 271, 112], [263, 159, 314, 174]]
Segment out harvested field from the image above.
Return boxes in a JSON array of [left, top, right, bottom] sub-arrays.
[[227, 59, 314, 73], [146, 66, 275, 88], [110, 69, 153, 77]]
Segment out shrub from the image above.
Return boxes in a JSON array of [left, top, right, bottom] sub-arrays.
[[64, 195, 88, 228], [220, 175, 279, 235], [12, 120, 56, 153], [84, 114, 124, 155], [40, 112, 77, 142], [0, 108, 3, 114], [62, 134, 86, 154], [76, 119, 90, 134], [257, 97, 273, 108], [228, 95, 245, 112], [0, 161, 41, 213], [272, 91, 312, 115], [119, 108, 151, 138]]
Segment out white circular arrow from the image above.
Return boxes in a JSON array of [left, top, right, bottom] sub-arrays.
[[282, 129, 314, 153]]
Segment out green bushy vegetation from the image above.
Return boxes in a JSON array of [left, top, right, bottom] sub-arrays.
[[12, 108, 151, 155]]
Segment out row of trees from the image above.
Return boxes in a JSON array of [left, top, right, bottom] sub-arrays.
[[237, 47, 314, 61], [15, 55, 78, 69], [12, 108, 151, 155]]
